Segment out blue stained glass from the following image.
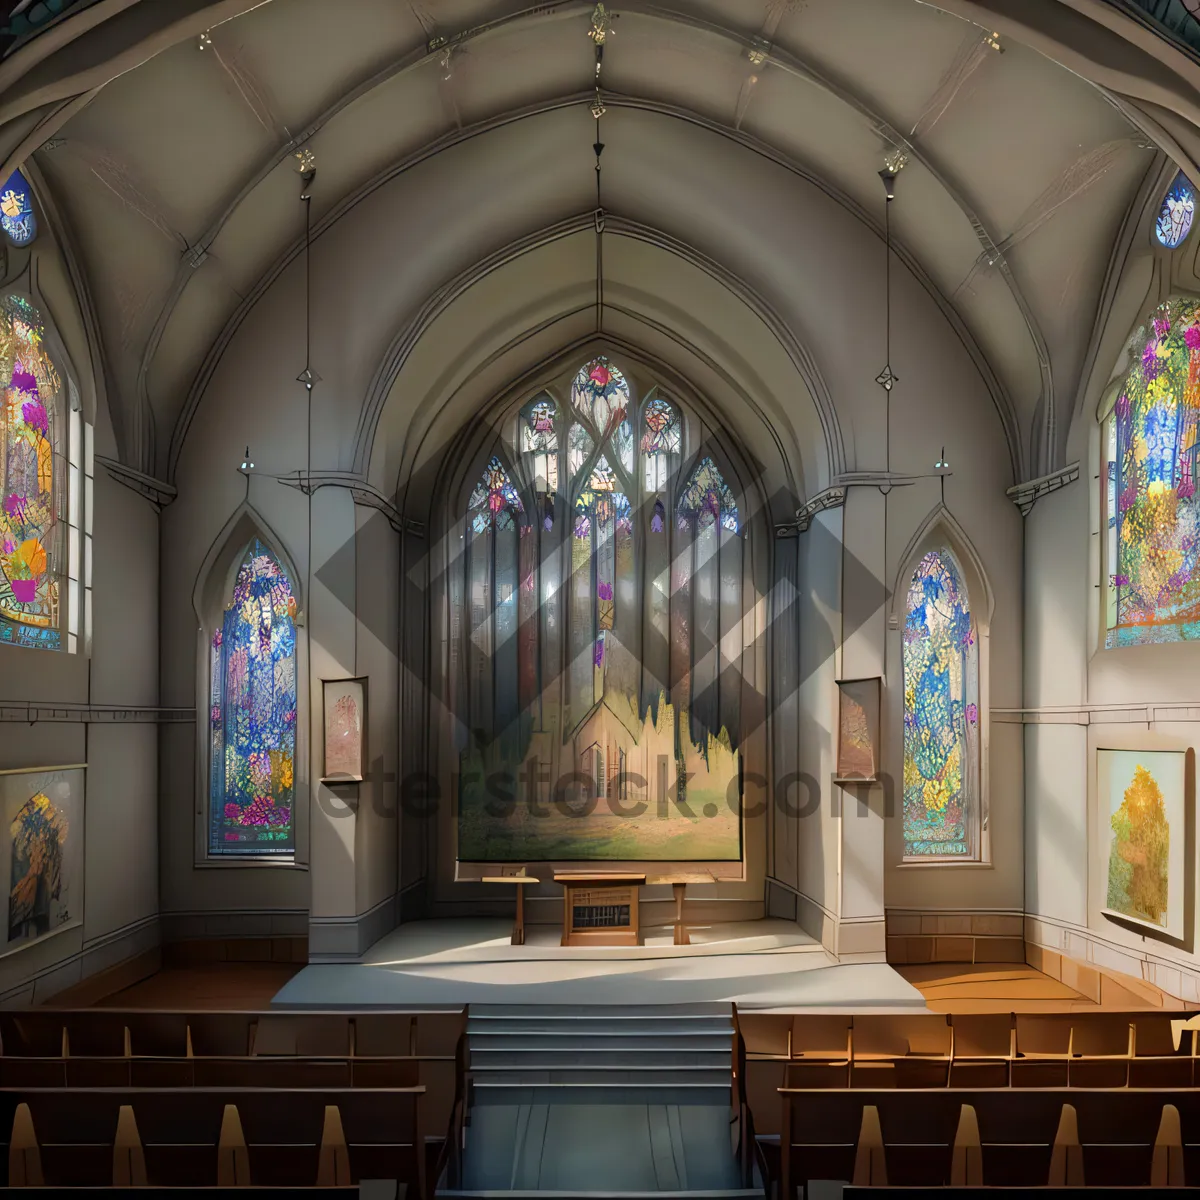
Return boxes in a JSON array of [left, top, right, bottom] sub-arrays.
[[0, 171, 36, 248], [209, 540, 297, 856], [1157, 173, 1196, 249], [902, 549, 978, 858]]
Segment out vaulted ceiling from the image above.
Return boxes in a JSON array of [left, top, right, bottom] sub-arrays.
[[0, 0, 1193, 494]]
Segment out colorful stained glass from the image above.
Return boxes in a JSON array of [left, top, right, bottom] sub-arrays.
[[571, 356, 629, 431], [1105, 299, 1200, 646], [468, 455, 523, 533], [902, 549, 978, 858], [521, 396, 558, 452], [0, 170, 35, 248], [642, 398, 680, 494], [0, 295, 63, 650], [209, 540, 297, 856], [641, 397, 681, 454], [1157, 173, 1196, 249], [568, 423, 594, 479], [678, 457, 738, 532], [614, 419, 634, 473]]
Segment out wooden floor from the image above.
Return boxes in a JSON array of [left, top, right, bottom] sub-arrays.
[[95, 963, 302, 1009], [897, 963, 1117, 1013]]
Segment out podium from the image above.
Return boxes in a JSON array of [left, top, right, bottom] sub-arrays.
[[555, 874, 645, 946]]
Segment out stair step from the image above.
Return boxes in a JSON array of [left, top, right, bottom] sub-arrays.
[[470, 1056, 729, 1075], [467, 1034, 732, 1052], [470, 1081, 732, 1106], [470, 1050, 730, 1069], [468, 1003, 732, 1018], [468, 1019, 734, 1037], [474, 1070, 730, 1085]]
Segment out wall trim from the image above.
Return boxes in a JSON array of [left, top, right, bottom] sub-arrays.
[[277, 469, 402, 532], [96, 455, 177, 510], [993, 702, 1200, 725], [886, 907, 1025, 967], [0, 701, 195, 723], [0, 913, 160, 1007], [159, 908, 308, 943], [1026, 910, 1200, 1004], [1005, 461, 1080, 515], [308, 893, 399, 963]]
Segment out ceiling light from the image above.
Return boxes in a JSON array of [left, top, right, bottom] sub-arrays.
[[935, 448, 950, 471], [239, 446, 254, 472], [297, 368, 321, 390], [198, 30, 212, 50]]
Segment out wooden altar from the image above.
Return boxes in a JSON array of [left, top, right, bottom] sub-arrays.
[[555, 873, 646, 946]]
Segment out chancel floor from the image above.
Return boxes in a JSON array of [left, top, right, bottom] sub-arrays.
[[269, 918, 926, 1011]]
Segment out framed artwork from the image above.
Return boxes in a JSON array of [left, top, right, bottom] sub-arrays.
[[835, 677, 881, 782], [0, 764, 84, 954], [322, 677, 367, 782], [1098, 748, 1193, 943]]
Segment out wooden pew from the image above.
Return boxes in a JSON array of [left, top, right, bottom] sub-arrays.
[[778, 1089, 1184, 1193], [784, 1014, 852, 1088], [850, 1014, 951, 1089], [948, 1013, 1013, 1087], [1067, 1013, 1132, 1088], [1, 1087, 425, 1191], [1012, 1014, 1072, 1087]]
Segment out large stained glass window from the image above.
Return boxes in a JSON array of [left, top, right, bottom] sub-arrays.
[[1104, 299, 1200, 647], [452, 356, 744, 863], [903, 548, 979, 859], [0, 293, 89, 652], [1157, 173, 1196, 250], [209, 540, 298, 856]]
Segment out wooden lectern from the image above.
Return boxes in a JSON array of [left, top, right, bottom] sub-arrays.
[[555, 873, 645, 946]]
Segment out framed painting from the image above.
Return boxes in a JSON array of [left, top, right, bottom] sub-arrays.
[[1098, 747, 1193, 943], [835, 677, 881, 782], [322, 677, 367, 783], [0, 764, 84, 955]]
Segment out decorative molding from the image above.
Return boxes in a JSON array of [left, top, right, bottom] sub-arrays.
[[96, 455, 177, 511], [836, 469, 952, 494], [308, 893, 399, 963], [0, 701, 195, 724], [794, 485, 846, 532], [1005, 461, 1080, 515], [992, 701, 1200, 725], [276, 470, 402, 532]]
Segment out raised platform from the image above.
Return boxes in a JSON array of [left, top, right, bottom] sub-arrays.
[[271, 918, 926, 1011]]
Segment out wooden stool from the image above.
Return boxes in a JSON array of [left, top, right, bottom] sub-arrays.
[[482, 876, 539, 945]]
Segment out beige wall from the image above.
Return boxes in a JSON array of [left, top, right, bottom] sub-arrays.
[[0, 233, 160, 1002]]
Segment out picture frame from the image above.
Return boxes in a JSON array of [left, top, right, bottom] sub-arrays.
[[321, 677, 367, 783], [835, 677, 881, 783], [0, 764, 86, 956], [1098, 746, 1194, 948]]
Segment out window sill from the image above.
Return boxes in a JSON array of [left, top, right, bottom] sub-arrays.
[[195, 857, 307, 870], [894, 859, 993, 870]]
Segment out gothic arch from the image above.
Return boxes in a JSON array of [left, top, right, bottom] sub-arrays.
[[191, 499, 308, 868]]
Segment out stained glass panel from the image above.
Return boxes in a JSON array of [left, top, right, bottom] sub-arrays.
[[641, 397, 681, 454], [0, 295, 63, 649], [1105, 299, 1200, 646], [1157, 173, 1196, 250], [678, 456, 739, 532], [468, 455, 523, 533], [521, 396, 558, 453], [521, 396, 558, 495], [210, 540, 297, 856], [903, 549, 978, 858], [0, 170, 35, 247], [568, 423, 594, 479], [571, 356, 629, 431]]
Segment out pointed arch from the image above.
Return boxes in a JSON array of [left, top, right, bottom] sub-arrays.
[[192, 501, 306, 865], [890, 504, 994, 629], [892, 504, 992, 864]]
